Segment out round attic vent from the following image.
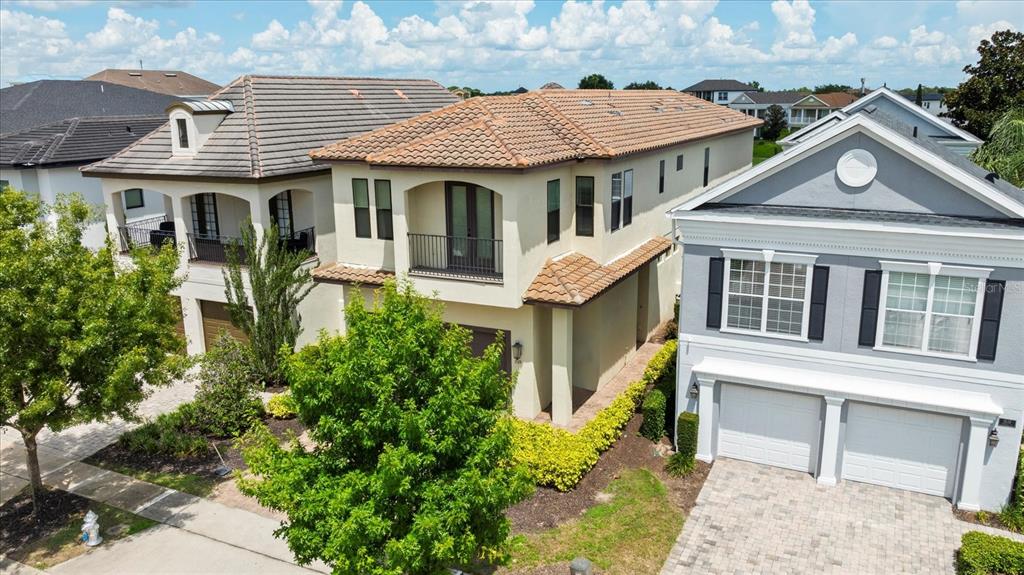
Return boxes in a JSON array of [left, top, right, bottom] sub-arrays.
[[836, 149, 877, 187]]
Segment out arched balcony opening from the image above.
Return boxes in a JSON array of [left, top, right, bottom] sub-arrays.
[[267, 188, 316, 256], [111, 188, 176, 253]]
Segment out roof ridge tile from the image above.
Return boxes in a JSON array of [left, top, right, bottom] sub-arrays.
[[242, 75, 262, 178]]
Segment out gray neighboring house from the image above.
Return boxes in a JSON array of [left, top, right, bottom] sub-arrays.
[[1, 80, 181, 247], [669, 101, 1024, 512], [728, 91, 808, 135], [81, 75, 458, 356], [682, 79, 755, 105], [781, 87, 980, 156]]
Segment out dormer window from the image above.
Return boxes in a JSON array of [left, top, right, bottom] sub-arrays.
[[176, 118, 190, 149]]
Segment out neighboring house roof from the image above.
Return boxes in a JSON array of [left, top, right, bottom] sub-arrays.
[[692, 204, 1024, 231], [523, 237, 672, 306], [540, 82, 565, 90], [1, 116, 166, 167], [311, 263, 395, 285], [682, 79, 755, 92], [796, 92, 858, 108], [84, 69, 221, 96], [672, 111, 1024, 218], [82, 75, 459, 181], [739, 91, 808, 105], [923, 92, 945, 101], [0, 80, 178, 134], [311, 90, 761, 169]]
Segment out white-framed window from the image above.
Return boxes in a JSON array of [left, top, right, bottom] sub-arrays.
[[720, 249, 817, 341], [876, 261, 990, 360], [717, 91, 728, 101], [169, 110, 196, 156]]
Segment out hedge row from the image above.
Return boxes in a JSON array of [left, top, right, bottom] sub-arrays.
[[639, 389, 667, 441], [510, 381, 646, 491], [957, 531, 1024, 575], [640, 340, 678, 441]]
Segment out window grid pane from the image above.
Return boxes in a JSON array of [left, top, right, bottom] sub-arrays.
[[885, 271, 929, 312], [765, 263, 807, 335], [882, 310, 926, 349], [726, 260, 765, 331]]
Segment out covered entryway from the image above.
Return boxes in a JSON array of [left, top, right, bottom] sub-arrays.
[[842, 402, 962, 497], [200, 300, 249, 350], [718, 383, 820, 473]]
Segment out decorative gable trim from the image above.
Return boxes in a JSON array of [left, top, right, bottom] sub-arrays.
[[670, 113, 1024, 218]]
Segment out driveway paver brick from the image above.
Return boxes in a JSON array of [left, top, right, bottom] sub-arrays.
[[661, 458, 1024, 575]]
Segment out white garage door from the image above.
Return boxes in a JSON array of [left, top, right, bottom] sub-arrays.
[[842, 403, 962, 497], [718, 384, 821, 473]]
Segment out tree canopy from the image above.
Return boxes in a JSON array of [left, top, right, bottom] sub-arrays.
[[813, 83, 852, 94], [0, 189, 185, 511], [223, 219, 312, 386], [761, 104, 789, 141], [239, 280, 532, 575], [971, 108, 1024, 188], [579, 73, 614, 89], [624, 80, 662, 90], [945, 29, 1024, 138]]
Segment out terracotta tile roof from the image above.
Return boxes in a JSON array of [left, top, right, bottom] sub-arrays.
[[311, 90, 762, 169], [524, 237, 672, 306], [809, 92, 858, 108], [311, 263, 394, 285]]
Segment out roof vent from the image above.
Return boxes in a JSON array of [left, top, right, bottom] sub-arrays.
[[394, 88, 408, 100], [985, 172, 1000, 183], [609, 110, 622, 116], [129, 72, 142, 77], [125, 126, 133, 134], [350, 89, 362, 98], [865, 104, 878, 113], [164, 73, 177, 77], [580, 99, 593, 106]]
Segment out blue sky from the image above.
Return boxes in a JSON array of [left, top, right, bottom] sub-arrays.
[[1, 1, 1020, 91]]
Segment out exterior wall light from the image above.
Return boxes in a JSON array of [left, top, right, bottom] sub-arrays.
[[512, 341, 523, 362], [989, 428, 1000, 447], [688, 382, 699, 398]]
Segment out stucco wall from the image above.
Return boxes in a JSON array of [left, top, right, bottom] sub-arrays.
[[573, 274, 639, 392], [723, 132, 1004, 217]]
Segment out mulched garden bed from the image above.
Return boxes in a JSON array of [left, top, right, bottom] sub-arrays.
[[84, 416, 306, 490], [0, 488, 89, 556], [954, 508, 1020, 534], [507, 411, 711, 534]]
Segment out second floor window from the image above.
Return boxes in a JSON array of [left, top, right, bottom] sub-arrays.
[[676, 154, 684, 171], [374, 180, 393, 240], [270, 190, 293, 238], [717, 91, 728, 101], [575, 176, 594, 236], [610, 169, 633, 231], [176, 118, 189, 149], [878, 269, 984, 357], [352, 179, 371, 238], [124, 188, 144, 209], [190, 193, 218, 237], [703, 147, 711, 187], [724, 252, 813, 339], [547, 179, 559, 243], [659, 160, 665, 194]]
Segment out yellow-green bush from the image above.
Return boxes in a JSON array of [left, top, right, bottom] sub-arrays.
[[511, 381, 645, 491], [642, 340, 678, 390], [266, 390, 298, 419]]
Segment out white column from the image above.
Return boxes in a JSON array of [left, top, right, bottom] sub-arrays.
[[551, 307, 573, 427], [172, 196, 191, 268], [696, 374, 716, 462], [959, 417, 993, 511], [817, 396, 845, 486], [181, 296, 205, 356], [393, 186, 410, 274], [104, 190, 126, 251], [250, 193, 271, 247]]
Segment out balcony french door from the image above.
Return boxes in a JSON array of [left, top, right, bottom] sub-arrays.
[[446, 182, 495, 273]]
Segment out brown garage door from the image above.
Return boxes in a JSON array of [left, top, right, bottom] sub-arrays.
[[200, 300, 249, 351], [463, 324, 512, 375]]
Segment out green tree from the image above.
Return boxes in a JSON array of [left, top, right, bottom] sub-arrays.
[[223, 219, 313, 387], [813, 83, 852, 93], [579, 73, 614, 89], [915, 83, 924, 106], [624, 80, 662, 90], [762, 104, 789, 140], [746, 80, 764, 92], [0, 189, 185, 512], [239, 280, 532, 575], [971, 108, 1024, 188], [945, 30, 1024, 138]]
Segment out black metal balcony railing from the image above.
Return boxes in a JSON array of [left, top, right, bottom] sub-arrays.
[[187, 226, 316, 264], [408, 233, 503, 281], [282, 226, 316, 256], [117, 215, 175, 253]]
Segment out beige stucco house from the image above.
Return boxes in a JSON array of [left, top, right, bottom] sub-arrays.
[[307, 89, 761, 425]]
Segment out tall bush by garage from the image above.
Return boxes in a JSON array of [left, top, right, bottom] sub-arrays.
[[957, 531, 1024, 575], [639, 389, 667, 441], [1000, 449, 1024, 531], [677, 412, 699, 462]]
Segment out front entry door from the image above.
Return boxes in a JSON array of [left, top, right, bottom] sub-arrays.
[[446, 182, 495, 273]]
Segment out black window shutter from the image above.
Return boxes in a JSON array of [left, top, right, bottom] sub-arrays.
[[858, 270, 883, 347], [808, 265, 829, 341], [977, 279, 1005, 361], [707, 257, 725, 328]]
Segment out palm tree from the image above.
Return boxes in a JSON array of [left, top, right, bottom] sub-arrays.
[[971, 108, 1024, 188]]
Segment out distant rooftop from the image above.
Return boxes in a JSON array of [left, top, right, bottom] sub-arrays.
[[1, 116, 166, 167], [682, 79, 755, 92], [84, 69, 221, 97], [0, 80, 177, 134], [741, 91, 808, 105]]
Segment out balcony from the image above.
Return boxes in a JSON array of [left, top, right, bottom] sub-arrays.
[[117, 215, 176, 252], [408, 233, 503, 282], [187, 226, 315, 264]]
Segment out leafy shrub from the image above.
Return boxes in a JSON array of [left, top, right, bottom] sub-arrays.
[[639, 389, 667, 441], [644, 340, 678, 434], [665, 452, 695, 477], [511, 381, 645, 491], [192, 336, 264, 437], [119, 404, 209, 458], [677, 411, 699, 462], [1000, 450, 1024, 532], [957, 531, 1024, 575], [665, 296, 680, 340], [266, 390, 298, 419]]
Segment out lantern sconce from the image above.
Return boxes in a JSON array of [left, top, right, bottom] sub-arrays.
[[512, 341, 523, 362], [989, 428, 1000, 448], [688, 382, 700, 399]]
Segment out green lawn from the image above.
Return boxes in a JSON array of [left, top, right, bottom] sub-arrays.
[[92, 462, 219, 498], [753, 139, 783, 165], [504, 469, 683, 575], [13, 502, 156, 570]]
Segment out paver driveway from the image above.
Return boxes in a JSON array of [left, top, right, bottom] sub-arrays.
[[660, 458, 1023, 575]]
